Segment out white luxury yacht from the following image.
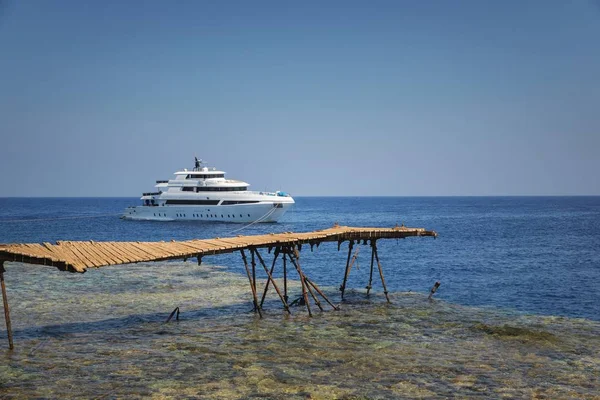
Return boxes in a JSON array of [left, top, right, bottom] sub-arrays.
[[123, 158, 294, 222]]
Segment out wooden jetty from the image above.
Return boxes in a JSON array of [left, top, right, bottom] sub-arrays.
[[0, 225, 437, 349]]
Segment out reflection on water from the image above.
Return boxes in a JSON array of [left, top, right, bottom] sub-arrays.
[[1, 261, 599, 399]]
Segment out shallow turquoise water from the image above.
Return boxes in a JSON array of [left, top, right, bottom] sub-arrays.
[[1, 261, 598, 399], [1, 196, 599, 398], [1, 196, 599, 321]]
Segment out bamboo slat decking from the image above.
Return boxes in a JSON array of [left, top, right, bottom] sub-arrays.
[[0, 225, 436, 273]]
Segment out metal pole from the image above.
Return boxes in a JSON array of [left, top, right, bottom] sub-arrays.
[[1, 262, 14, 349]]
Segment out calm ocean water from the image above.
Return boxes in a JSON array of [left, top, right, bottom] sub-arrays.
[[1, 196, 599, 320], [1, 196, 599, 398]]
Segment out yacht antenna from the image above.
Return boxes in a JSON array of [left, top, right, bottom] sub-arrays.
[[194, 156, 204, 171]]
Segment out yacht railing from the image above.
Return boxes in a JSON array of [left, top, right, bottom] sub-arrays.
[[141, 190, 290, 198], [232, 191, 291, 197]]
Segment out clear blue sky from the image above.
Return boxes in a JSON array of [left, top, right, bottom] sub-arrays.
[[1, 0, 598, 196]]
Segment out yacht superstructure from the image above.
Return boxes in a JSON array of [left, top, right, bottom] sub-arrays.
[[123, 158, 294, 222]]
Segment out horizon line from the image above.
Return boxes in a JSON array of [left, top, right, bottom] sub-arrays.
[[1, 195, 600, 199]]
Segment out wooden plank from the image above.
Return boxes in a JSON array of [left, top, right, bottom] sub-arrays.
[[42, 243, 73, 265], [132, 242, 174, 261], [133, 242, 169, 259], [103, 242, 135, 264], [77, 242, 111, 267], [64, 242, 100, 268], [0, 226, 437, 272], [99, 242, 130, 265], [91, 243, 125, 266], [168, 242, 198, 257], [169, 242, 196, 256], [85, 241, 117, 267], [54, 242, 89, 271], [106, 243, 142, 262], [52, 245, 88, 272], [140, 242, 178, 258], [175, 242, 206, 254], [201, 240, 228, 250], [123, 243, 156, 261]]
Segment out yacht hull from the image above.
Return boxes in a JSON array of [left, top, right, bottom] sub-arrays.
[[123, 201, 293, 223]]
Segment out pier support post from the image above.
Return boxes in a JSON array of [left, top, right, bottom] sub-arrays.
[[372, 243, 390, 303], [286, 248, 338, 311], [340, 240, 354, 299], [259, 247, 280, 308], [304, 276, 339, 311], [251, 249, 257, 300], [0, 262, 14, 350], [303, 274, 323, 311], [253, 248, 290, 314], [283, 250, 288, 303], [366, 240, 376, 295], [290, 246, 312, 317], [240, 250, 262, 318]]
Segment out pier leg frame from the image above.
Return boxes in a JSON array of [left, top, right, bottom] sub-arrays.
[[289, 246, 312, 316], [1, 262, 14, 350], [340, 240, 354, 299], [240, 250, 262, 318], [286, 247, 337, 312], [259, 247, 280, 308], [340, 241, 360, 300], [253, 248, 290, 314], [372, 242, 390, 303], [366, 240, 376, 295], [283, 251, 288, 303], [251, 250, 257, 302]]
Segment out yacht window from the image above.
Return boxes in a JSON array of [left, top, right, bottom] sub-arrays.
[[182, 187, 195, 192], [165, 200, 219, 205], [186, 174, 225, 179], [194, 187, 247, 192]]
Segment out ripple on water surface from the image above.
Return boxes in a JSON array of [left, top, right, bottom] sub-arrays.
[[1, 262, 599, 399]]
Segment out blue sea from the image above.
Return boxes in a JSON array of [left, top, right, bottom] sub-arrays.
[[1, 197, 599, 398]]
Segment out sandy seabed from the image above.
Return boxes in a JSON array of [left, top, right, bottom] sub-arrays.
[[1, 262, 599, 399]]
